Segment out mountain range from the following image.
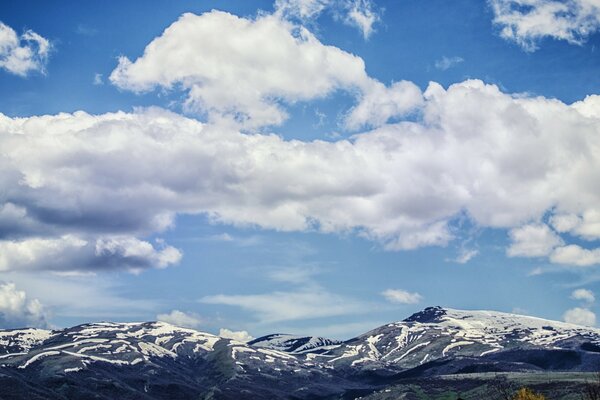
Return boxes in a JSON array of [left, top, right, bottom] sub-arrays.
[[1, 306, 599, 399]]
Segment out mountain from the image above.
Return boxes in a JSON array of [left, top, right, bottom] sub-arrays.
[[0, 307, 599, 399], [248, 334, 342, 354]]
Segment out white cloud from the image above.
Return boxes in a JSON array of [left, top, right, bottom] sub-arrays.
[[0, 282, 48, 329], [157, 310, 203, 329], [507, 223, 563, 258], [93, 73, 103, 85], [563, 307, 596, 326], [267, 266, 321, 284], [434, 56, 464, 71], [0, 22, 50, 76], [274, 0, 381, 38], [344, 0, 380, 39], [3, 76, 600, 268], [219, 328, 254, 342], [201, 288, 369, 322], [550, 245, 600, 267], [490, 0, 600, 51], [274, 0, 330, 20], [345, 80, 424, 130], [0, 235, 181, 273], [550, 210, 600, 240], [110, 11, 376, 128], [550, 213, 582, 233], [452, 248, 479, 264], [109, 10, 403, 130], [571, 288, 595, 303], [381, 289, 423, 304]]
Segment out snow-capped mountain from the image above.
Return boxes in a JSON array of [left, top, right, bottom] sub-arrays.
[[305, 306, 600, 373], [248, 334, 342, 354], [1, 307, 599, 399]]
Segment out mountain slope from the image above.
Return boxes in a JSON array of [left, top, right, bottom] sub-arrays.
[[0, 307, 599, 399], [306, 307, 600, 373]]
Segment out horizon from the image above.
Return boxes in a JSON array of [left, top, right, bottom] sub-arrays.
[[4, 304, 600, 342], [1, 0, 600, 344]]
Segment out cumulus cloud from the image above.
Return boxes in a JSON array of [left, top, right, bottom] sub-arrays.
[[563, 307, 596, 326], [219, 328, 254, 342], [490, 0, 600, 51], [550, 210, 600, 240], [381, 289, 423, 304], [157, 310, 203, 329], [0, 22, 50, 76], [507, 223, 563, 257], [109, 10, 404, 129], [0, 235, 181, 273], [110, 11, 375, 128], [507, 223, 600, 267], [0, 282, 48, 329], [571, 288, 595, 303], [3, 77, 600, 269], [345, 80, 424, 130], [550, 245, 600, 267]]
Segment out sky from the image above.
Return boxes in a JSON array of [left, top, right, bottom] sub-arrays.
[[1, 0, 600, 340]]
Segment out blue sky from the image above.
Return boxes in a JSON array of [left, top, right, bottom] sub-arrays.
[[1, 0, 600, 339]]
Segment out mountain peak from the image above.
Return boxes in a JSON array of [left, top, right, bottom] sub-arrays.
[[404, 306, 447, 323]]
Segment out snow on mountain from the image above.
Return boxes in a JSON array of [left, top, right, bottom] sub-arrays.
[[248, 334, 342, 354], [313, 306, 600, 371], [0, 328, 53, 355], [0, 307, 599, 399]]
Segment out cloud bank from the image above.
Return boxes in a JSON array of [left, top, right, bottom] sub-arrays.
[[2, 77, 600, 270]]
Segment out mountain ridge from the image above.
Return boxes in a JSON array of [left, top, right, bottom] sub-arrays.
[[1, 306, 599, 399]]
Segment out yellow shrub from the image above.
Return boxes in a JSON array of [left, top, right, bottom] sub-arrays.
[[512, 387, 545, 400]]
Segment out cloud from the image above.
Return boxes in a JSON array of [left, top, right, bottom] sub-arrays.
[[201, 288, 370, 322], [0, 21, 50, 76], [550, 210, 600, 240], [93, 73, 103, 85], [110, 10, 403, 129], [571, 288, 595, 303], [110, 11, 376, 128], [550, 245, 600, 267], [219, 328, 253, 342], [434, 56, 464, 71], [490, 0, 600, 51], [157, 310, 203, 329], [274, 0, 381, 39], [507, 223, 563, 258], [507, 223, 600, 267], [563, 307, 596, 326], [0, 282, 48, 329], [381, 289, 423, 304], [452, 248, 479, 264], [0, 235, 181, 273], [345, 80, 424, 130], [266, 265, 322, 284], [344, 0, 380, 39], [3, 271, 158, 320], [3, 76, 600, 269]]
